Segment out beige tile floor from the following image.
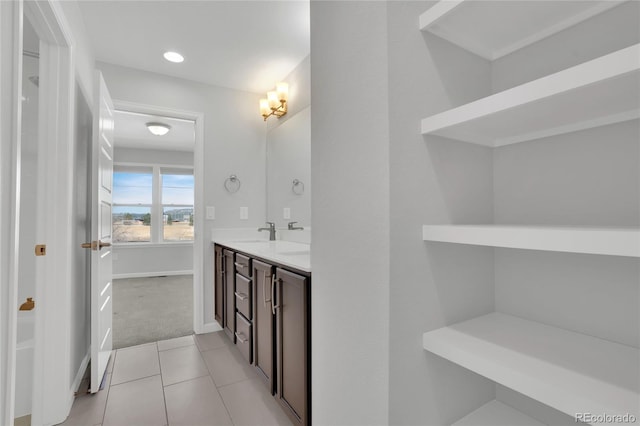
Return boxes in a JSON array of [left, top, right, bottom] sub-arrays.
[[59, 331, 293, 426]]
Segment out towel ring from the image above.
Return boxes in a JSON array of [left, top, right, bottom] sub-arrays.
[[224, 174, 241, 193], [292, 179, 304, 195]]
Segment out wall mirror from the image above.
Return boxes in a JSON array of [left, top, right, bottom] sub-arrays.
[[266, 106, 311, 229]]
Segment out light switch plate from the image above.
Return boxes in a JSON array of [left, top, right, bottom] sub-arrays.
[[206, 206, 215, 220], [283, 207, 291, 219], [240, 207, 248, 220]]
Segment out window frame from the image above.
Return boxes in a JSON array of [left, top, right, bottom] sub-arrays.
[[113, 162, 194, 245]]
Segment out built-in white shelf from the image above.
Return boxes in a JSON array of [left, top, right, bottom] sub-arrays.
[[452, 400, 544, 426], [422, 225, 640, 258], [420, 44, 640, 147], [419, 0, 624, 61], [423, 313, 639, 421]]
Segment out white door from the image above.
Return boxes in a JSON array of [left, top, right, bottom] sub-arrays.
[[89, 72, 114, 393]]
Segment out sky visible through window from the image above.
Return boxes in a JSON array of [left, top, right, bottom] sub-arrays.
[[113, 172, 194, 213], [113, 172, 152, 213]]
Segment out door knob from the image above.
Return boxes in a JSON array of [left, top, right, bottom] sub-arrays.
[[81, 240, 112, 250]]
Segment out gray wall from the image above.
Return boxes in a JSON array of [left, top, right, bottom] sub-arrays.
[[98, 61, 266, 325], [310, 3, 391, 424]]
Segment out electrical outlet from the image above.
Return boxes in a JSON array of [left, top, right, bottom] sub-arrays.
[[240, 207, 248, 220], [283, 207, 291, 219], [206, 206, 215, 220]]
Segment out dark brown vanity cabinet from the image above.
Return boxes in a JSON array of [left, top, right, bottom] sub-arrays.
[[223, 249, 235, 342], [252, 260, 275, 393], [214, 245, 224, 325], [213, 244, 310, 426], [275, 268, 309, 426]]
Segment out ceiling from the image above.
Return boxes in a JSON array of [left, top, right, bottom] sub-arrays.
[[114, 110, 195, 152], [77, 0, 310, 94]]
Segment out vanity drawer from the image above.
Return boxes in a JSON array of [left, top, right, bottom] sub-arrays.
[[235, 273, 252, 320], [235, 253, 252, 278], [235, 312, 252, 364]]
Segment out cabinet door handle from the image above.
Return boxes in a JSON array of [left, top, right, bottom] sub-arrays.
[[234, 262, 244, 269], [235, 332, 248, 343], [263, 271, 272, 307], [235, 292, 248, 301], [271, 274, 276, 315], [271, 275, 280, 315]]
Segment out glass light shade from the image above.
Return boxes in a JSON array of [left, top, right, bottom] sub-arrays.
[[163, 51, 184, 63], [267, 91, 279, 109], [259, 99, 270, 116], [276, 82, 288, 102], [146, 122, 171, 136]]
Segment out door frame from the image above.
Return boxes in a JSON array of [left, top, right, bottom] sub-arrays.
[[112, 100, 215, 334], [1, 0, 76, 425], [0, 1, 24, 424]]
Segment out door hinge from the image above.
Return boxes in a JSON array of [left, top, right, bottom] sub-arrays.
[[35, 244, 46, 256]]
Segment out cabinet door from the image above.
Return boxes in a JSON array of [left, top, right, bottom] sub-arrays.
[[214, 245, 224, 325], [253, 260, 275, 393], [224, 249, 235, 342], [275, 268, 309, 426]]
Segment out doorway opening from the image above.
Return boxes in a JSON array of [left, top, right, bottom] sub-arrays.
[[110, 109, 197, 349]]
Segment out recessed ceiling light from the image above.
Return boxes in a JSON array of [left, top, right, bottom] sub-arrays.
[[163, 51, 184, 63], [146, 122, 171, 136]]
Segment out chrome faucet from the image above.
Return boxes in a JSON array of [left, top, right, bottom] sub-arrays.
[[258, 222, 277, 241], [288, 221, 304, 231]]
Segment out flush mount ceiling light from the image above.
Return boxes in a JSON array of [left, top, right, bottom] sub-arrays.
[[163, 51, 184, 63], [259, 82, 288, 121], [146, 122, 172, 136]]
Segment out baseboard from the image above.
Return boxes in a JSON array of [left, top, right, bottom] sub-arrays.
[[71, 350, 90, 393], [64, 349, 90, 420], [198, 321, 223, 334], [112, 270, 193, 279]]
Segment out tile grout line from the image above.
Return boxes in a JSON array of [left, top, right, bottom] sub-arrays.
[[155, 342, 170, 426], [99, 349, 117, 426], [195, 335, 237, 425]]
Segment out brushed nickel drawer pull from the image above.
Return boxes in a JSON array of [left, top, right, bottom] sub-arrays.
[[235, 332, 248, 343], [235, 292, 248, 301], [263, 271, 272, 307], [234, 262, 244, 269], [271, 274, 276, 315]]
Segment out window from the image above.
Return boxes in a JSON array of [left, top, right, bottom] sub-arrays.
[[113, 167, 153, 243], [112, 165, 194, 244], [161, 168, 194, 242]]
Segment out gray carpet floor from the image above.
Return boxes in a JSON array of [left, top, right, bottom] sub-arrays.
[[112, 275, 193, 349]]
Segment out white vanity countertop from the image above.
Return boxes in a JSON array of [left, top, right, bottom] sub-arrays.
[[213, 239, 311, 273]]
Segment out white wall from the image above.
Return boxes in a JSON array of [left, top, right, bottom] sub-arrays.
[[310, 3, 391, 424], [383, 1, 639, 425], [97, 61, 266, 324], [489, 3, 640, 421], [386, 2, 496, 424]]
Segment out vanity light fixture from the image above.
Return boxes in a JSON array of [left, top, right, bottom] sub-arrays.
[[146, 122, 172, 136], [260, 82, 288, 121], [163, 51, 184, 63]]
